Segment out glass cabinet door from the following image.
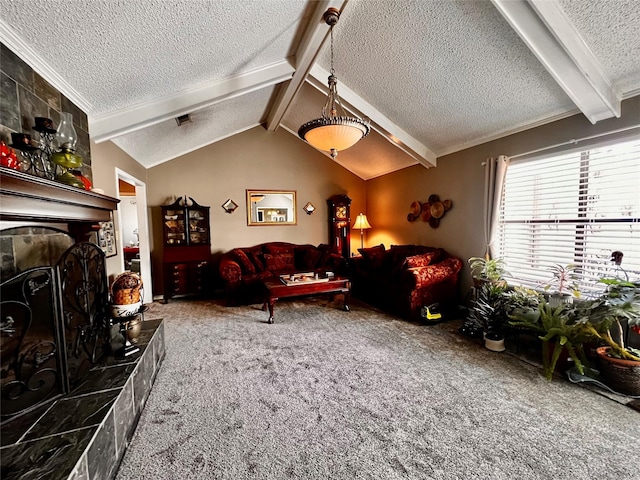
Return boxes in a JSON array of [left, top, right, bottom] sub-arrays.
[[162, 204, 187, 246], [162, 197, 210, 247], [187, 206, 210, 245]]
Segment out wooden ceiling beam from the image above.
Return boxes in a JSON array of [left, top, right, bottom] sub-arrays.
[[266, 0, 347, 132], [89, 61, 294, 144], [492, 0, 621, 124]]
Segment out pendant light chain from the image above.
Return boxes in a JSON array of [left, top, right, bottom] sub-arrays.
[[297, 8, 370, 159], [330, 27, 335, 76]]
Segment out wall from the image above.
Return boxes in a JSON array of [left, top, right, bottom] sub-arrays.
[[0, 43, 91, 179], [90, 140, 148, 278], [146, 126, 366, 296], [367, 95, 640, 298], [119, 196, 139, 247]]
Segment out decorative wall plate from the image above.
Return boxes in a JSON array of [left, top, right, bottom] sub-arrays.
[[409, 201, 422, 217], [430, 201, 445, 219]]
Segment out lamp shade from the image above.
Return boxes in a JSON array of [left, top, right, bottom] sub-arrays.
[[297, 9, 370, 159], [299, 118, 369, 153], [353, 213, 372, 230]]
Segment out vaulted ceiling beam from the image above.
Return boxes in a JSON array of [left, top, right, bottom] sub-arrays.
[[266, 0, 347, 131], [307, 65, 437, 168], [491, 0, 620, 124], [90, 60, 295, 144]]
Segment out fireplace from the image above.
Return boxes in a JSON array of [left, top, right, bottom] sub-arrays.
[[0, 169, 165, 480], [1, 239, 110, 421]]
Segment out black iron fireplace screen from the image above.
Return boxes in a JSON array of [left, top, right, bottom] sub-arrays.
[[1, 242, 110, 423]]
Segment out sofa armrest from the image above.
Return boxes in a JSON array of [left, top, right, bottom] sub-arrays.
[[326, 253, 348, 275], [402, 257, 463, 290], [348, 255, 367, 277], [219, 256, 242, 284]]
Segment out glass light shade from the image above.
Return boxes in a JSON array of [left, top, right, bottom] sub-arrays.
[[300, 120, 369, 154], [353, 213, 372, 230], [56, 112, 78, 149]]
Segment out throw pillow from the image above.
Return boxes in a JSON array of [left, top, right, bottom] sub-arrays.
[[246, 247, 265, 272], [232, 249, 256, 274], [404, 252, 436, 269], [301, 248, 323, 269], [358, 244, 386, 269], [263, 253, 295, 271]]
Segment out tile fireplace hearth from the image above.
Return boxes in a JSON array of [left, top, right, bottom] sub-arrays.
[[0, 169, 164, 479], [1, 318, 165, 479]]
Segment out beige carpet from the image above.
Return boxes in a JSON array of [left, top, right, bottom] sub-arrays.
[[115, 297, 639, 480]]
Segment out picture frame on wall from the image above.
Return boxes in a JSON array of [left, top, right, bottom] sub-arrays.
[[97, 220, 117, 257]]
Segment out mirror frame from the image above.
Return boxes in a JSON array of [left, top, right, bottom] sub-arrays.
[[246, 189, 297, 226]]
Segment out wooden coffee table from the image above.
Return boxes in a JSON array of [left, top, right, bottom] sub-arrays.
[[262, 276, 351, 324]]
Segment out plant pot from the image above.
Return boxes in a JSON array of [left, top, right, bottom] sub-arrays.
[[484, 332, 505, 352], [459, 321, 483, 339], [548, 293, 573, 308], [596, 346, 640, 396]]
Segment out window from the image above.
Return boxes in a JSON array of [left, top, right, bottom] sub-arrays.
[[497, 138, 640, 294]]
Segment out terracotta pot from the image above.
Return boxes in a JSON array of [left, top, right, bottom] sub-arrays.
[[596, 346, 640, 396]]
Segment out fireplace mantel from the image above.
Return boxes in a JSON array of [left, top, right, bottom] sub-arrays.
[[0, 168, 119, 225]]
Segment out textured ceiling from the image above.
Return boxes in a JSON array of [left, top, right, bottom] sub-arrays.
[[557, 0, 640, 94], [112, 86, 277, 167], [1, 0, 639, 179], [0, 0, 307, 113], [318, 0, 577, 155]]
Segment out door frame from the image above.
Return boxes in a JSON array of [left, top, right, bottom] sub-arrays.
[[115, 168, 153, 304]]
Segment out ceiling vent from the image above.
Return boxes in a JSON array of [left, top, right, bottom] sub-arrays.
[[175, 114, 191, 126]]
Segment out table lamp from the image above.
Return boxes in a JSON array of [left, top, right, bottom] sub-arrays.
[[353, 213, 372, 249]]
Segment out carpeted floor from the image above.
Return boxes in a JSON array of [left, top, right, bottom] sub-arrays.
[[115, 297, 639, 480]]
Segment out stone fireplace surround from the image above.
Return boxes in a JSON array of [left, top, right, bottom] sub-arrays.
[[0, 169, 165, 479]]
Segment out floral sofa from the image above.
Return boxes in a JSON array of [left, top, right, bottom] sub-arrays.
[[349, 244, 463, 320], [219, 242, 347, 305]]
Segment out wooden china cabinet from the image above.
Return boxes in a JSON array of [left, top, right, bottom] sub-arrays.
[[327, 194, 351, 258], [161, 196, 211, 302]]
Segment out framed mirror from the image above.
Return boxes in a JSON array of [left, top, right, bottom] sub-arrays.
[[246, 190, 297, 226]]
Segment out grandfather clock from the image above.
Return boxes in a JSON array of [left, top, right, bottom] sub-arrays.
[[327, 194, 351, 258]]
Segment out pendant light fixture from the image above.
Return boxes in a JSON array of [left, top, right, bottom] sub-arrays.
[[298, 8, 370, 159]]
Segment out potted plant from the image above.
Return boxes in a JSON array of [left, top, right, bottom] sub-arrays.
[[502, 285, 544, 319], [466, 282, 509, 351], [509, 302, 593, 380], [544, 264, 581, 307], [577, 278, 640, 396], [468, 256, 507, 287], [460, 257, 507, 340]]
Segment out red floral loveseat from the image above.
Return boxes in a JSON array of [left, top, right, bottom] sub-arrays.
[[349, 244, 463, 320], [219, 242, 347, 305]]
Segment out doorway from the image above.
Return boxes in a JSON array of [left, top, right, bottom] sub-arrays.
[[115, 169, 153, 304]]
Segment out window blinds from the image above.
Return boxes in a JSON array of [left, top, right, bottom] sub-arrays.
[[497, 137, 640, 294]]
